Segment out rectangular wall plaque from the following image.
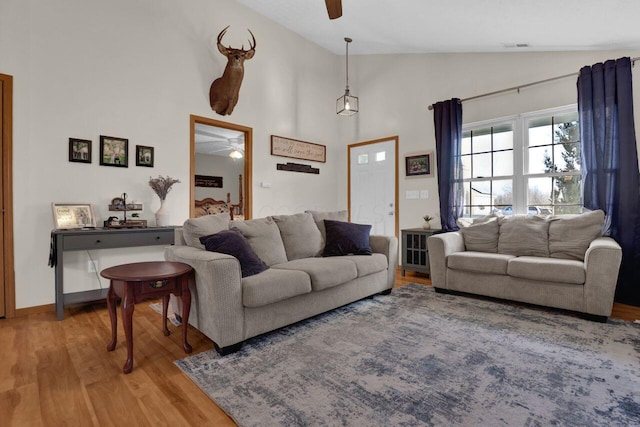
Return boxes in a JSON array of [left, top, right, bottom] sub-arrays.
[[195, 174, 223, 188], [271, 135, 326, 163]]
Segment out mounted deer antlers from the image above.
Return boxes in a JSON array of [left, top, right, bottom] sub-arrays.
[[209, 26, 256, 116]]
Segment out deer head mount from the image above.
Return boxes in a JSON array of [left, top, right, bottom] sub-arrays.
[[209, 26, 256, 116]]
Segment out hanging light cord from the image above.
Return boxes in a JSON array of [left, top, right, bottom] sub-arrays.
[[345, 37, 352, 91]]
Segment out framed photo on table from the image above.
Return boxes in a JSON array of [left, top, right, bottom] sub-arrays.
[[51, 203, 97, 229], [100, 135, 128, 167], [405, 151, 433, 177]]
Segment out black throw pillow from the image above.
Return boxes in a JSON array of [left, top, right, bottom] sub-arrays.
[[322, 219, 372, 257], [199, 228, 268, 277]]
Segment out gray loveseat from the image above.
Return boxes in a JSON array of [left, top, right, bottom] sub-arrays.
[[427, 210, 622, 321], [165, 210, 398, 354]]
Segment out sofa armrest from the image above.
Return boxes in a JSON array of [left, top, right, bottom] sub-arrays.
[[165, 245, 244, 347], [427, 232, 465, 288], [370, 234, 399, 289], [583, 237, 622, 317]]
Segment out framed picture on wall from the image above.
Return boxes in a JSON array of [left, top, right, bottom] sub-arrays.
[[405, 151, 433, 177], [136, 145, 154, 167], [99, 135, 128, 167], [68, 138, 92, 163], [51, 203, 97, 229]]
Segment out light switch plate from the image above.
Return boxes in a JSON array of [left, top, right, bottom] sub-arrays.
[[420, 190, 429, 199], [406, 190, 419, 199]]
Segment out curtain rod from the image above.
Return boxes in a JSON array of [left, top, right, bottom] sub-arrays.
[[427, 56, 640, 111]]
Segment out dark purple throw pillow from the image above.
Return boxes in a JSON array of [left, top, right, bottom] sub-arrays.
[[199, 228, 268, 277], [322, 219, 372, 257]]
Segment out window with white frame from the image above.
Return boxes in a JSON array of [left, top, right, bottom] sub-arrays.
[[461, 106, 581, 217]]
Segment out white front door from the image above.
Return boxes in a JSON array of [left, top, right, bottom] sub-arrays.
[[349, 138, 397, 237]]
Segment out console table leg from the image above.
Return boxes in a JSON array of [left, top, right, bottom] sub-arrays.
[[121, 285, 135, 374], [106, 284, 117, 352], [180, 274, 192, 354], [162, 294, 170, 336]]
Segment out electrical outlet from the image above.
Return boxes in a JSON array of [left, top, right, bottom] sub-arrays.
[[88, 260, 99, 273]]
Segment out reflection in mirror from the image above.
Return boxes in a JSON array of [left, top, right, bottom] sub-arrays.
[[190, 115, 252, 220]]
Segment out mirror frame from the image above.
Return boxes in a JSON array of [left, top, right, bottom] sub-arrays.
[[189, 115, 252, 219]]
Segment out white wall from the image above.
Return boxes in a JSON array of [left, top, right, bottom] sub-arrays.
[[1, 0, 343, 308], [2, 0, 639, 309], [347, 51, 640, 232]]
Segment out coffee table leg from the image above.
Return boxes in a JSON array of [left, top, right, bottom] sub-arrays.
[[121, 284, 135, 374], [180, 274, 192, 354], [106, 283, 117, 352], [162, 294, 170, 336]]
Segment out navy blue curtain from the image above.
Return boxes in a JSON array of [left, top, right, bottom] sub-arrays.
[[434, 98, 463, 231], [578, 57, 640, 306]]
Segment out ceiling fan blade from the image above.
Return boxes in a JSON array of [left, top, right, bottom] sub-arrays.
[[325, 0, 342, 20]]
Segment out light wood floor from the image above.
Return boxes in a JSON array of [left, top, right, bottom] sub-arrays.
[[1, 271, 638, 426]]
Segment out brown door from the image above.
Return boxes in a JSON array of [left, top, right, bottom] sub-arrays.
[[0, 77, 5, 317]]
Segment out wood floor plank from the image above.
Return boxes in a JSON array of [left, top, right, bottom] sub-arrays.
[[0, 383, 44, 427]]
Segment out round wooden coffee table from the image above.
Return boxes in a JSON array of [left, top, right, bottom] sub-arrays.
[[101, 261, 193, 374]]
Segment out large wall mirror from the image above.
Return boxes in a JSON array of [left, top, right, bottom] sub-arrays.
[[190, 115, 252, 219]]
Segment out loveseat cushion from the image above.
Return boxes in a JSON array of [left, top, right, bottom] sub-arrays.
[[272, 212, 323, 260], [230, 217, 288, 267], [272, 258, 358, 291], [182, 213, 230, 249], [498, 215, 550, 257], [447, 252, 515, 275], [459, 215, 499, 253], [340, 253, 388, 277], [548, 210, 604, 261], [242, 268, 312, 307], [507, 256, 585, 285]]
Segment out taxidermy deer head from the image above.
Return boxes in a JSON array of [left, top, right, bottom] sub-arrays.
[[209, 26, 256, 116]]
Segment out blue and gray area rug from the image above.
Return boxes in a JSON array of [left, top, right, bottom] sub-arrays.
[[175, 284, 640, 426]]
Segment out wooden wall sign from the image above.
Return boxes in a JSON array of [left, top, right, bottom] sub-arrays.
[[271, 135, 326, 163], [277, 162, 320, 174], [195, 174, 223, 188]]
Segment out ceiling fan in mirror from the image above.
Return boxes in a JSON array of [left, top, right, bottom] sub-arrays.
[[325, 0, 342, 19]]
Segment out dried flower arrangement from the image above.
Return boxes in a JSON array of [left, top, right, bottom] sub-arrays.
[[148, 175, 181, 200], [423, 214, 434, 222]]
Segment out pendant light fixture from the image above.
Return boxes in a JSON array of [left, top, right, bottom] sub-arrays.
[[337, 37, 358, 116]]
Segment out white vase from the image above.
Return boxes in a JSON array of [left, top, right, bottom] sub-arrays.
[[422, 221, 431, 230], [155, 199, 170, 227]]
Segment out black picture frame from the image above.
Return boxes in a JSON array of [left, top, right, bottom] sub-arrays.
[[99, 135, 128, 167], [68, 138, 92, 163], [405, 152, 433, 177], [136, 145, 154, 167]]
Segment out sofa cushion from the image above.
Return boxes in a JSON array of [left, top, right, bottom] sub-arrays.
[[447, 252, 515, 275], [507, 256, 585, 285], [230, 217, 288, 267], [199, 229, 268, 278], [272, 258, 358, 291], [322, 220, 372, 256], [306, 210, 349, 245], [272, 212, 323, 260], [459, 216, 499, 253], [340, 253, 388, 277], [242, 268, 312, 307], [548, 210, 604, 261], [498, 215, 550, 257], [182, 213, 230, 249]]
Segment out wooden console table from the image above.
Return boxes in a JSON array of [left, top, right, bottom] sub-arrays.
[[50, 227, 176, 320]]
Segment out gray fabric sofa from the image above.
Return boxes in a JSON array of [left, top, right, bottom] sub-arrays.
[[165, 210, 398, 354], [427, 210, 622, 321]]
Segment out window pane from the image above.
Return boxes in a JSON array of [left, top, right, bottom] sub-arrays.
[[472, 153, 491, 178], [462, 134, 471, 155], [528, 121, 552, 147], [470, 181, 490, 206], [493, 128, 513, 151], [357, 154, 368, 164], [553, 113, 579, 143], [528, 146, 551, 174], [553, 143, 580, 172], [493, 150, 513, 176], [471, 205, 491, 217], [473, 133, 491, 153], [462, 181, 471, 217], [528, 177, 553, 205], [492, 179, 513, 207], [376, 151, 386, 162], [461, 155, 471, 179], [554, 175, 582, 205]]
